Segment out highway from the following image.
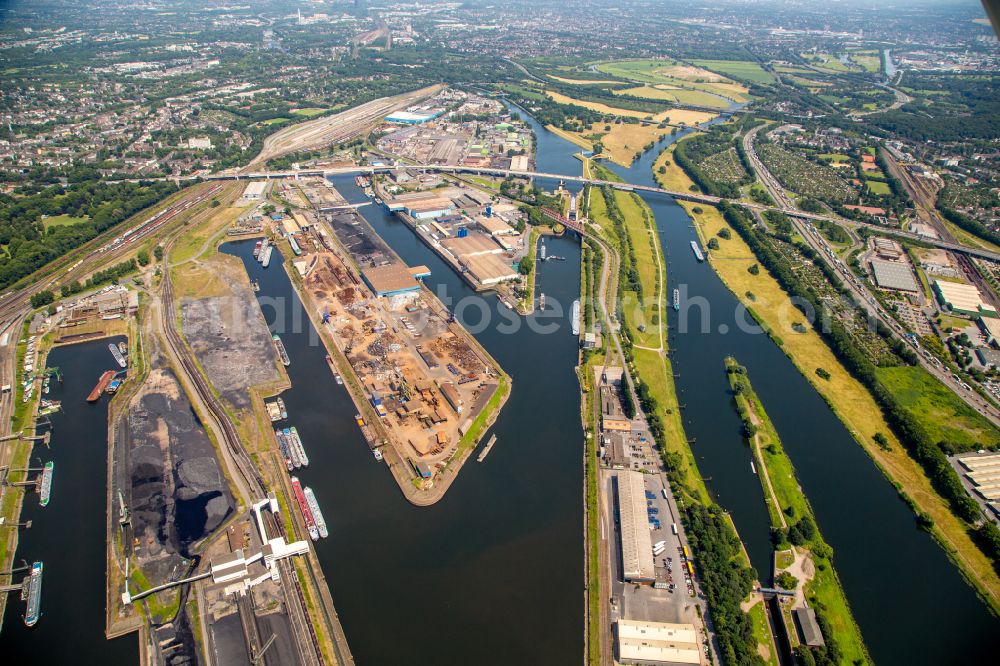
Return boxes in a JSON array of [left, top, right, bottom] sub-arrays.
[[743, 125, 1000, 426]]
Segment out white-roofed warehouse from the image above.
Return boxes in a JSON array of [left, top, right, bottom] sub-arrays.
[[617, 471, 655, 583]]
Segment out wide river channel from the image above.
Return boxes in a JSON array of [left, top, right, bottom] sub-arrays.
[[2, 108, 997, 666]]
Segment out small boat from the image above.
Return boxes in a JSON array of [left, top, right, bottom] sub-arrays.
[[373, 448, 383, 462], [335, 373, 343, 385], [539, 293, 546, 310]]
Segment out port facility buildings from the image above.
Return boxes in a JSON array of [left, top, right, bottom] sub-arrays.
[[615, 620, 700, 665], [617, 470, 655, 583], [362, 263, 422, 297]]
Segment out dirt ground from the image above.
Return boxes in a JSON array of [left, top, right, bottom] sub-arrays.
[[179, 256, 282, 411]]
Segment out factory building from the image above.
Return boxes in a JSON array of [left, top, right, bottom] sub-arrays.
[[616, 471, 655, 583], [615, 620, 700, 665]]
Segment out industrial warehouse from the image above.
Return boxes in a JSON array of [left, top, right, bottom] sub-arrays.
[[951, 451, 1000, 523], [615, 619, 701, 665], [617, 471, 655, 583]]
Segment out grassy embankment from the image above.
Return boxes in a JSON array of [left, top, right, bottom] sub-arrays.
[[655, 144, 1000, 612], [726, 358, 870, 664], [587, 164, 706, 500], [578, 234, 606, 665], [520, 227, 541, 311]]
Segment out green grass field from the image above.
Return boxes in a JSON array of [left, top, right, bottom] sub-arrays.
[[865, 180, 891, 195], [291, 107, 327, 117], [42, 213, 89, 230], [876, 366, 1000, 449], [690, 59, 776, 85]]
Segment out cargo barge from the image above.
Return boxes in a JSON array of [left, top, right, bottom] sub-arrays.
[[261, 244, 273, 268], [571, 299, 580, 336], [24, 561, 42, 627], [274, 429, 294, 471], [690, 240, 705, 262], [109, 343, 126, 368], [272, 334, 290, 366], [290, 477, 320, 541], [38, 461, 53, 507], [287, 426, 309, 467], [303, 486, 328, 539], [87, 370, 115, 402], [256, 237, 269, 263]]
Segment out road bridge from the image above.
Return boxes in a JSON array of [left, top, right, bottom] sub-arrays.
[[196, 164, 1000, 262]]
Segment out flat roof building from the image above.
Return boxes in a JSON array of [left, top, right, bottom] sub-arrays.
[[477, 215, 517, 236], [463, 253, 518, 286], [934, 280, 997, 318], [362, 263, 421, 297], [615, 620, 700, 665], [617, 471, 655, 583], [870, 259, 920, 293], [243, 181, 267, 200]]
